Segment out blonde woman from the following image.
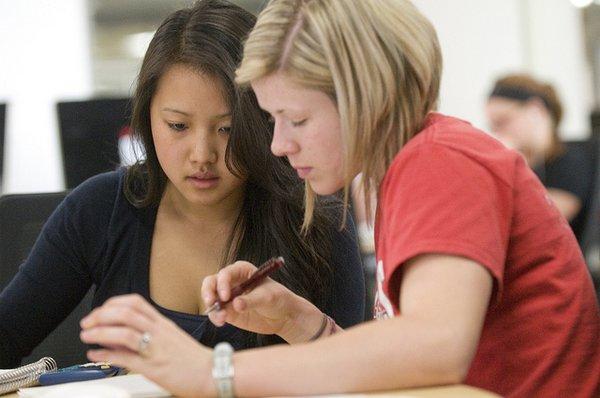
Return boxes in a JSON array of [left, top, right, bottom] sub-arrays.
[[80, 1, 600, 397]]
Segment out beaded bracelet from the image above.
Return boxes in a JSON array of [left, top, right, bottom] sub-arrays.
[[308, 313, 338, 341], [308, 313, 328, 341]]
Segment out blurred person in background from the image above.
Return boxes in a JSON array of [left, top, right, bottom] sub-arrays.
[[486, 74, 595, 244]]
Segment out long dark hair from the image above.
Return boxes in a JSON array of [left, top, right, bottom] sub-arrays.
[[124, 0, 341, 345]]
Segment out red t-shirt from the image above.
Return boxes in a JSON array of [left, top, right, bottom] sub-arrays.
[[373, 113, 600, 397]]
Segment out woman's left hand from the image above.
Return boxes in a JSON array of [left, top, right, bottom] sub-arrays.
[[80, 294, 212, 398]]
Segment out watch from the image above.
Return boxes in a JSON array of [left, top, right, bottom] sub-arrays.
[[212, 342, 235, 398]]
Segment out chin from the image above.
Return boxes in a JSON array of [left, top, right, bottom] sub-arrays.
[[184, 190, 224, 206], [309, 180, 344, 196]]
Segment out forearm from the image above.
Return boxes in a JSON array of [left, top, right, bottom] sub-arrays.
[[0, 277, 45, 367], [0, 263, 90, 367], [277, 294, 346, 343], [0, 324, 21, 367], [231, 316, 469, 397], [546, 188, 581, 221]]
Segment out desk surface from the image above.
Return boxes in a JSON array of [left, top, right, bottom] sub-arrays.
[[4, 384, 499, 397], [357, 385, 499, 397]]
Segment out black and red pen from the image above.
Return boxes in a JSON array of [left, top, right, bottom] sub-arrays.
[[204, 256, 285, 315]]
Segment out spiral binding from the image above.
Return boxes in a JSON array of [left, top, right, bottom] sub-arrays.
[[0, 357, 57, 394]]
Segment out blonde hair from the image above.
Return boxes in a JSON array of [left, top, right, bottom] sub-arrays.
[[237, 0, 442, 230]]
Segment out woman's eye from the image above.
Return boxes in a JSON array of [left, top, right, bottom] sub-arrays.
[[167, 122, 187, 132], [291, 119, 307, 127], [218, 126, 232, 134]]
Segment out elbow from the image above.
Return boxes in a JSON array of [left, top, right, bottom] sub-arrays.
[[425, 335, 476, 385], [432, 356, 471, 385], [445, 332, 478, 383], [446, 358, 471, 384], [547, 189, 581, 221], [429, 356, 471, 386], [446, 341, 474, 383]]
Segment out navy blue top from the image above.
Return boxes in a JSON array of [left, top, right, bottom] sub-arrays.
[[0, 169, 365, 366], [533, 144, 595, 243]]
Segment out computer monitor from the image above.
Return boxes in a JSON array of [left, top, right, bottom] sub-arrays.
[[56, 98, 131, 189], [0, 103, 5, 183]]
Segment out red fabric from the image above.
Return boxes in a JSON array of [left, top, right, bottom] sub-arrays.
[[373, 113, 600, 397]]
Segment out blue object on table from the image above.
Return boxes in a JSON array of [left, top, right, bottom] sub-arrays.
[[38, 363, 122, 386]]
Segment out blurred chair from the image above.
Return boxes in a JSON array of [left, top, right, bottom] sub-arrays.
[[57, 98, 131, 189], [0, 192, 92, 366], [0, 103, 6, 186], [580, 113, 600, 296], [562, 139, 598, 245], [561, 139, 599, 297]]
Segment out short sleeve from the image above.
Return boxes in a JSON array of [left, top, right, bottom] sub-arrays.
[[379, 143, 513, 307]]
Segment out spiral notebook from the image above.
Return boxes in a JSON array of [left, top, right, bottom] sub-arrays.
[[18, 374, 171, 398], [0, 357, 57, 395]]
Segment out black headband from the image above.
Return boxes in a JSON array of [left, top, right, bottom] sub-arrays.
[[489, 86, 552, 111]]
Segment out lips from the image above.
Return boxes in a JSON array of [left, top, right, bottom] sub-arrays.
[[187, 171, 219, 189], [293, 167, 312, 179], [190, 170, 217, 179]]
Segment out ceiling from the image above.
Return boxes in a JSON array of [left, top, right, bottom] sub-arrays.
[[88, 0, 600, 105], [89, 0, 268, 95], [91, 0, 267, 26]]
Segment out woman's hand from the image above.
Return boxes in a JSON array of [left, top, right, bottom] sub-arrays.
[[80, 294, 213, 398], [201, 261, 324, 343]]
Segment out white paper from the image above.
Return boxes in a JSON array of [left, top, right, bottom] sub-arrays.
[[18, 374, 171, 398]]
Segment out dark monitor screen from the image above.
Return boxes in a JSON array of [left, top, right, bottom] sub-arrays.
[[57, 98, 131, 189], [0, 103, 5, 182]]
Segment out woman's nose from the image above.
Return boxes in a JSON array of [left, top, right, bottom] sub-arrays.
[[190, 135, 218, 164], [270, 121, 299, 157]]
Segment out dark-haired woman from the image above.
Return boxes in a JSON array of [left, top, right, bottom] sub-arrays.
[[486, 74, 595, 243], [0, 0, 364, 367]]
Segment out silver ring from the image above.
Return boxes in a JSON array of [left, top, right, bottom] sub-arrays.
[[138, 332, 152, 356]]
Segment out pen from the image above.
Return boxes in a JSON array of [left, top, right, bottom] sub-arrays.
[[204, 256, 285, 315]]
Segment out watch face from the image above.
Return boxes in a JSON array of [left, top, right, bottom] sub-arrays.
[[215, 342, 234, 355], [213, 342, 235, 381]]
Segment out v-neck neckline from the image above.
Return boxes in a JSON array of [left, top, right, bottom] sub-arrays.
[[130, 204, 205, 319]]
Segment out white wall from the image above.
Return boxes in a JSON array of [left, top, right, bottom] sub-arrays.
[[0, 0, 593, 194], [413, 0, 594, 139], [526, 0, 594, 138], [0, 0, 93, 193]]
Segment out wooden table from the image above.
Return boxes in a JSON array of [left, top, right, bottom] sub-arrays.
[[4, 384, 499, 397], [357, 385, 499, 397]]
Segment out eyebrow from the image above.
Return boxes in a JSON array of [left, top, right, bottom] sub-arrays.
[[272, 107, 306, 115], [161, 108, 231, 119], [213, 112, 231, 120], [162, 107, 190, 116]]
